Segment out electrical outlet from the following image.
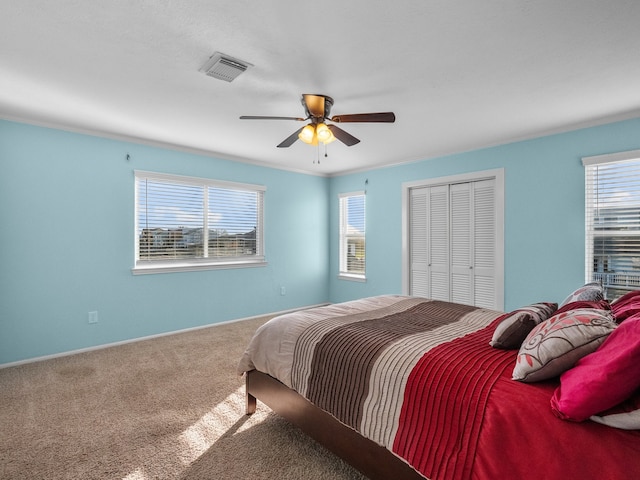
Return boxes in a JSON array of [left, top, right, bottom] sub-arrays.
[[280, 286, 286, 296], [88, 311, 99, 324]]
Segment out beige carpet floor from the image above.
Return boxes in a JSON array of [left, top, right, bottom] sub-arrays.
[[0, 316, 367, 480]]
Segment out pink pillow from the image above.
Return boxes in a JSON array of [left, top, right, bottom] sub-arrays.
[[611, 290, 640, 322], [550, 315, 640, 422], [611, 289, 640, 306]]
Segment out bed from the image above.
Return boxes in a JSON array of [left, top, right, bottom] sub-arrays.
[[237, 293, 640, 480]]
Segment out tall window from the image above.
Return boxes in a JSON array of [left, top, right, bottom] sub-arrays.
[[134, 170, 265, 274], [339, 192, 366, 280], [584, 151, 640, 299]]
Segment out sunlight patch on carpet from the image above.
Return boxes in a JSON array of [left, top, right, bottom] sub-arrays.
[[122, 469, 147, 480], [121, 384, 271, 479], [178, 385, 246, 465]]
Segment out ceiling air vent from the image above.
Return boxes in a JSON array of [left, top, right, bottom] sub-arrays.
[[199, 52, 252, 82]]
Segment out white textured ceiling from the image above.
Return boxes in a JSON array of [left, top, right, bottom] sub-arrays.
[[2, 1, 640, 176]]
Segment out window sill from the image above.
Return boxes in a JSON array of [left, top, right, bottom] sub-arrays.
[[338, 273, 366, 283], [132, 259, 268, 275]]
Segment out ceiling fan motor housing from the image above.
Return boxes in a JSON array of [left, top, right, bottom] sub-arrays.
[[302, 94, 333, 121]]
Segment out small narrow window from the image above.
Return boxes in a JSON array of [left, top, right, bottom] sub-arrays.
[[584, 152, 640, 299], [339, 192, 366, 280], [134, 170, 265, 274]]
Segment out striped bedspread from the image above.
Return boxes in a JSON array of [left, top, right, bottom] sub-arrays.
[[239, 295, 507, 479], [289, 296, 508, 480]]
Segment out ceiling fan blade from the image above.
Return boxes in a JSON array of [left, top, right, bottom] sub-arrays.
[[302, 94, 333, 119], [327, 124, 360, 146], [330, 112, 396, 123], [240, 115, 305, 121], [277, 127, 304, 148]]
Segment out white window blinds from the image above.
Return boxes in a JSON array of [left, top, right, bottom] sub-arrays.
[[339, 192, 366, 278], [584, 151, 640, 298], [134, 171, 265, 273]]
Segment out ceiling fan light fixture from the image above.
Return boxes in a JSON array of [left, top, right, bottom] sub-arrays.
[[298, 124, 316, 144], [316, 123, 335, 144]]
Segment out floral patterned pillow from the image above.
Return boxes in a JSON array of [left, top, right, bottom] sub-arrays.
[[512, 308, 617, 383]]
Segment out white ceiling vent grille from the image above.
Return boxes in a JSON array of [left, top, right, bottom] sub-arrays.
[[199, 52, 252, 82]]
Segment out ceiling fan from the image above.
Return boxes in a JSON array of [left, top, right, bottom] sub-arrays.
[[240, 94, 395, 148]]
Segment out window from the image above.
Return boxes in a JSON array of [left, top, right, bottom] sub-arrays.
[[339, 192, 366, 280], [134, 170, 265, 274], [584, 151, 640, 299]]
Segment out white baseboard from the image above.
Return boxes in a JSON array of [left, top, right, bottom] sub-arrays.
[[0, 303, 329, 369]]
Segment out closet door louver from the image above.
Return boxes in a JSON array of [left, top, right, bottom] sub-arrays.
[[409, 188, 429, 297], [472, 179, 496, 308], [409, 185, 449, 300], [450, 182, 472, 305], [429, 185, 450, 301]]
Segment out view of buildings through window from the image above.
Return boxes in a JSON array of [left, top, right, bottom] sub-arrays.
[[585, 155, 640, 299], [135, 172, 264, 268]]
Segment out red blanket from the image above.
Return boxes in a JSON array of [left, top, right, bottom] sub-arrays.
[[393, 322, 513, 479]]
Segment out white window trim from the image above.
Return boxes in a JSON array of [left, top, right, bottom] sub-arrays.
[[401, 168, 504, 310], [338, 191, 366, 282], [582, 149, 640, 167], [132, 170, 266, 275]]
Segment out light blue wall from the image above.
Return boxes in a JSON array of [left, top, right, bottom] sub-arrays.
[[0, 121, 329, 364], [328, 117, 640, 310], [3, 117, 640, 364]]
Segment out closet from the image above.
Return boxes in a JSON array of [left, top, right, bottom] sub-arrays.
[[405, 171, 503, 310]]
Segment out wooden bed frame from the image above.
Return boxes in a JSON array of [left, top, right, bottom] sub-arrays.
[[245, 369, 426, 480]]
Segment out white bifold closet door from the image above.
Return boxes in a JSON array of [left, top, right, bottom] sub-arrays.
[[409, 178, 496, 309]]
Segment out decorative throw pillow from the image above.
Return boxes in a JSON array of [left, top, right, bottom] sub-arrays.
[[590, 386, 640, 430], [559, 282, 604, 307], [555, 299, 610, 316], [512, 308, 617, 383], [611, 289, 640, 306], [550, 315, 640, 422], [591, 407, 640, 430], [490, 302, 557, 349], [610, 290, 640, 322]]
